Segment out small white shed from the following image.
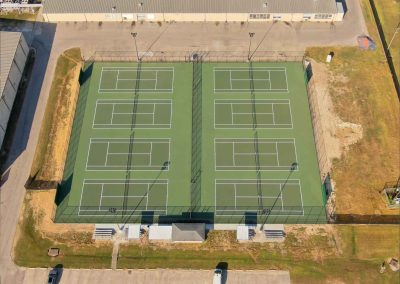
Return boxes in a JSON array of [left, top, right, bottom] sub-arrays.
[[237, 226, 249, 241], [148, 225, 172, 241], [126, 224, 141, 240]]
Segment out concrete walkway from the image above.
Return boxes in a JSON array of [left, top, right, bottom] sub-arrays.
[[0, 1, 367, 283]]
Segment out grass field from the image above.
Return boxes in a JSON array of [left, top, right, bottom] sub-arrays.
[[55, 61, 325, 224]]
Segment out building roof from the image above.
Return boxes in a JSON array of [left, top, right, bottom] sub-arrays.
[[171, 223, 205, 242], [43, 0, 338, 14], [0, 31, 22, 97]]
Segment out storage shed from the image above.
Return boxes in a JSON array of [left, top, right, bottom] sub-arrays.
[[0, 31, 29, 148], [171, 223, 205, 243], [43, 0, 345, 23]]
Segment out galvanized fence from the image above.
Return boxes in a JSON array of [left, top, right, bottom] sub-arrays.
[[53, 203, 328, 224], [303, 62, 330, 183], [85, 50, 305, 63]]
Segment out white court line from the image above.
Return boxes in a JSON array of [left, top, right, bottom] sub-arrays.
[[104, 142, 110, 166], [146, 184, 150, 210], [99, 184, 104, 210], [102, 66, 174, 70], [115, 70, 120, 89], [230, 103, 234, 124], [155, 70, 159, 90], [279, 184, 284, 210], [230, 78, 271, 81], [116, 78, 157, 81], [229, 70, 233, 90], [214, 67, 286, 70], [152, 104, 156, 125], [271, 104, 276, 125], [275, 142, 280, 166], [149, 142, 153, 166], [110, 104, 115, 124], [284, 68, 289, 92]]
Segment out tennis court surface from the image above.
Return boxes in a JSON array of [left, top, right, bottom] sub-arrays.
[[56, 61, 326, 224]]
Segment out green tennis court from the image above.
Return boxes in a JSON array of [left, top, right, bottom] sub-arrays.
[[93, 99, 172, 129], [214, 99, 292, 129], [214, 138, 297, 171], [214, 67, 288, 92], [79, 179, 168, 217], [215, 179, 303, 216], [99, 67, 174, 92], [86, 138, 170, 171], [56, 61, 326, 224]]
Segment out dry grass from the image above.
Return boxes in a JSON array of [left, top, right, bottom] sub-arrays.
[[305, 0, 399, 215], [344, 225, 400, 260], [14, 192, 112, 268], [374, 0, 400, 79], [30, 48, 82, 182]]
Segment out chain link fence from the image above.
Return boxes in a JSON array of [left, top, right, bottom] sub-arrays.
[[85, 50, 305, 63]]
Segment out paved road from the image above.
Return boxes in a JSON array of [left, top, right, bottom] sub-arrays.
[[0, 1, 366, 283], [23, 268, 290, 284]]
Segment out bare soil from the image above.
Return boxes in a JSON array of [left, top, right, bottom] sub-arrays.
[[310, 60, 363, 169]]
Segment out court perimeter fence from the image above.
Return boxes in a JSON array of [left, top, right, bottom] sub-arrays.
[[50, 51, 400, 225], [54, 202, 328, 224], [85, 50, 306, 63]]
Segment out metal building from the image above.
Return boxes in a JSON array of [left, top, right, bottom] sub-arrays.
[[0, 31, 29, 148], [42, 0, 345, 22]]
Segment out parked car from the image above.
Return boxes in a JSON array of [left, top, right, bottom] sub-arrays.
[[47, 269, 58, 284], [213, 268, 222, 284]]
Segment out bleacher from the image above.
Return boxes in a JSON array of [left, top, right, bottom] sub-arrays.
[[92, 225, 115, 240], [264, 229, 285, 239]]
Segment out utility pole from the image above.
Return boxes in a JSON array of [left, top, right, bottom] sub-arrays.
[[248, 32, 255, 61], [131, 32, 140, 62]]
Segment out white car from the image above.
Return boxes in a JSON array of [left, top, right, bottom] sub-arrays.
[[213, 268, 222, 284]]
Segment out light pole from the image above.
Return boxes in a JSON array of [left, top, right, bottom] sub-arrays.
[[248, 32, 255, 61], [387, 22, 400, 51], [131, 32, 140, 62], [260, 162, 298, 231]]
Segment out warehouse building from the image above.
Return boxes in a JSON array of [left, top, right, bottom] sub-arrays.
[[43, 0, 345, 22], [0, 32, 29, 148]]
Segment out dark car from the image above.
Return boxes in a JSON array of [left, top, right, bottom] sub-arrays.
[[47, 269, 58, 284]]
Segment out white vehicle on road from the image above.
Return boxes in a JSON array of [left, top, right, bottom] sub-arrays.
[[213, 268, 222, 284]]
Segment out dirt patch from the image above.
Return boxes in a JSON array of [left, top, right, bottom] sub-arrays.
[[27, 190, 94, 238], [284, 225, 342, 262], [310, 60, 363, 168]]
